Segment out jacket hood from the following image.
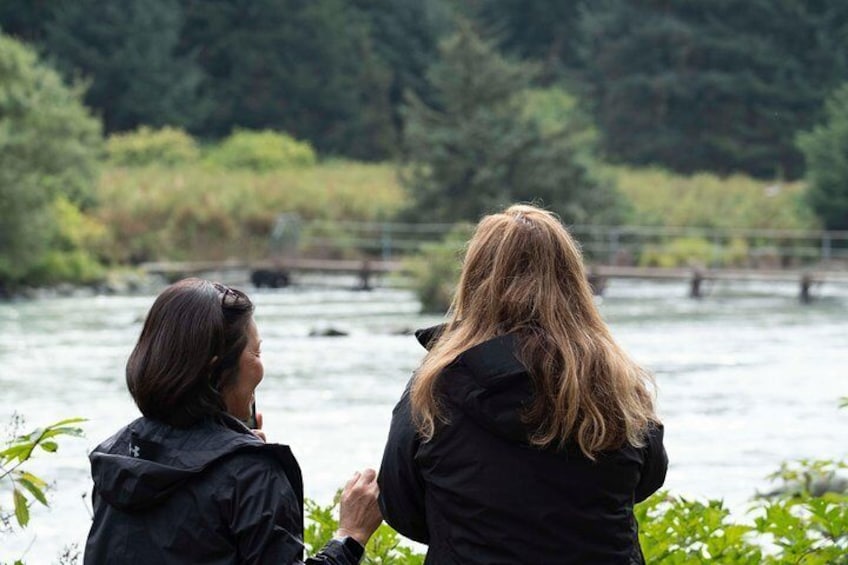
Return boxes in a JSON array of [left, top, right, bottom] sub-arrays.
[[415, 325, 534, 445], [89, 415, 266, 511]]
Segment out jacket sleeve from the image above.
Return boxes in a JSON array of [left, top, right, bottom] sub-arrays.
[[377, 385, 430, 543], [634, 423, 668, 503], [304, 539, 363, 564], [225, 454, 361, 565]]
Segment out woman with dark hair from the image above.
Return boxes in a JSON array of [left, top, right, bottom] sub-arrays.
[[85, 278, 381, 564], [378, 204, 668, 564]]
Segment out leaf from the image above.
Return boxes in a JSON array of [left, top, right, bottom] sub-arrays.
[[13, 488, 29, 527], [48, 417, 87, 427], [0, 443, 33, 463], [39, 440, 58, 452], [18, 471, 47, 490], [18, 476, 48, 506]]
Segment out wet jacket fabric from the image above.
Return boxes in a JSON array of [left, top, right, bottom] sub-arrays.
[[84, 415, 359, 565], [378, 326, 668, 565]]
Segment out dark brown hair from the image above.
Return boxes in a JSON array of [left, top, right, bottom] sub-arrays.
[[126, 278, 254, 427]]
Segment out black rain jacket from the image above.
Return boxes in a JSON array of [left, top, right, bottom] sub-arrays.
[[84, 415, 360, 565], [378, 326, 668, 565]]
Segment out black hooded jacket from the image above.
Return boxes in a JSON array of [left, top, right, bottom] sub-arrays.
[[378, 327, 668, 565], [84, 415, 360, 565]]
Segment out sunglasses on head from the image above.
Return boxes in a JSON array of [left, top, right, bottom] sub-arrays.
[[212, 282, 249, 308]]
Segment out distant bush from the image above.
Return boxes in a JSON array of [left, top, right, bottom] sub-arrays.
[[639, 237, 716, 269], [94, 161, 403, 263], [106, 126, 199, 166], [403, 225, 471, 314], [26, 196, 107, 285], [612, 167, 818, 231], [206, 129, 316, 171]]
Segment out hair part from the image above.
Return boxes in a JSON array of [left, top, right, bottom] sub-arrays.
[[126, 278, 254, 427], [410, 204, 658, 459]]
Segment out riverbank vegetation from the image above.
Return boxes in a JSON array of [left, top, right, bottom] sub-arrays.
[[3, 9, 847, 291]]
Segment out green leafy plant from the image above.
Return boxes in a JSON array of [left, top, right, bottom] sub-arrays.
[[1, 417, 85, 531], [106, 126, 200, 167], [636, 493, 763, 563], [304, 493, 424, 565], [0, 32, 101, 288], [205, 129, 317, 171], [402, 224, 471, 314]]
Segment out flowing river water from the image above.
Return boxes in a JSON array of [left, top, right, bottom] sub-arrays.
[[1, 278, 846, 563]]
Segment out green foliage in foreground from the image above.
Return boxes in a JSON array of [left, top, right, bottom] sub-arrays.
[[1, 413, 845, 564], [304, 463, 848, 564], [0, 417, 84, 532], [305, 495, 424, 565]]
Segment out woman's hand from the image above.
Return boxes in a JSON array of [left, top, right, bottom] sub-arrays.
[[251, 411, 266, 442], [336, 468, 383, 546]]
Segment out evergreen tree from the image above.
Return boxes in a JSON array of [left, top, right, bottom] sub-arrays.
[[798, 83, 848, 230], [401, 22, 618, 224], [179, 0, 394, 158], [0, 0, 55, 42], [579, 0, 848, 179], [0, 33, 101, 286], [43, 0, 205, 133], [475, 0, 588, 82], [352, 0, 452, 137]]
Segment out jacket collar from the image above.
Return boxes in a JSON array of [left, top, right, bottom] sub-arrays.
[[415, 324, 532, 444]]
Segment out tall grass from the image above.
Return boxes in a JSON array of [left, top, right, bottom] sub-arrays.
[[91, 161, 821, 266], [612, 167, 819, 230], [94, 161, 405, 263]]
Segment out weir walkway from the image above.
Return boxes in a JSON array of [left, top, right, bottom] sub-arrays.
[[141, 219, 848, 301]]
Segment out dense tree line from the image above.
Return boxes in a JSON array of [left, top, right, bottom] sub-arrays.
[[2, 0, 847, 178]]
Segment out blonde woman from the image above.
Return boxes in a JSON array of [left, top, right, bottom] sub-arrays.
[[378, 204, 667, 564]]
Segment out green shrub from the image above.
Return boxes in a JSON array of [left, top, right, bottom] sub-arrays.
[[1, 415, 85, 564], [94, 161, 403, 264], [639, 236, 753, 269], [106, 126, 199, 166], [403, 224, 472, 314], [637, 494, 764, 563], [0, 32, 101, 287], [303, 462, 848, 565], [639, 237, 717, 269], [24, 196, 107, 285], [29, 249, 105, 286], [206, 129, 316, 171], [304, 493, 424, 565], [612, 166, 818, 230]]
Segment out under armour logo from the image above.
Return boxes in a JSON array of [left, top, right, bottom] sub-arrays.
[[129, 444, 140, 457]]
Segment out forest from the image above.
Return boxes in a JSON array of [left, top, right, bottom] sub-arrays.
[[1, 0, 848, 287]]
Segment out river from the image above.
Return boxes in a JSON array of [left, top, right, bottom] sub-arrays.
[[1, 278, 846, 563]]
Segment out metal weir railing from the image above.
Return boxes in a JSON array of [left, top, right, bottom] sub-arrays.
[[283, 218, 848, 269]]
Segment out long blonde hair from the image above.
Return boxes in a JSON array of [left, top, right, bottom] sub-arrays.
[[410, 204, 658, 459]]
